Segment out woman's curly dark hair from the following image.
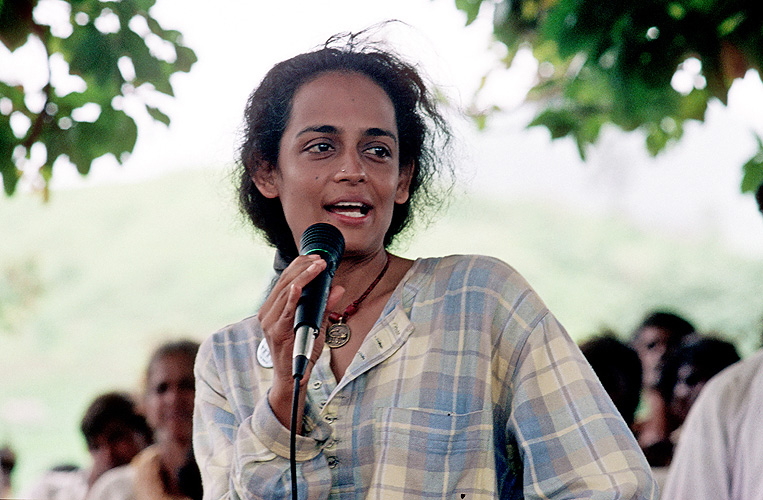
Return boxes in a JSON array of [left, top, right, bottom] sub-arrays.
[[237, 29, 453, 257]]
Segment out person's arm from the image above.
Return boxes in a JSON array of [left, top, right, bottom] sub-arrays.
[[661, 375, 731, 500], [507, 310, 658, 500], [193, 335, 333, 500]]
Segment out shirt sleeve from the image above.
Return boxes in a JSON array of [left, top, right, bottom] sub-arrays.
[[193, 336, 333, 500], [85, 466, 134, 500], [507, 309, 658, 500]]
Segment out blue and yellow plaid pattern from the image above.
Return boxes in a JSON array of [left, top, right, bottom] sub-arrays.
[[194, 255, 657, 499]]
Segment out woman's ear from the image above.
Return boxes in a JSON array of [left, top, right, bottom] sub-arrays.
[[395, 161, 414, 204], [252, 164, 279, 199]]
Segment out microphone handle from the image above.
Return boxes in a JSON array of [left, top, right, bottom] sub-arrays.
[[292, 267, 333, 378]]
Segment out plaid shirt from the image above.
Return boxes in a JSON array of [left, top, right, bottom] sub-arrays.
[[194, 255, 657, 499]]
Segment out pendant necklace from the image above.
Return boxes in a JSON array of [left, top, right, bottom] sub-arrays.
[[325, 252, 390, 349]]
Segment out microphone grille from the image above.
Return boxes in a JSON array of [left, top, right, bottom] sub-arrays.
[[299, 223, 345, 266]]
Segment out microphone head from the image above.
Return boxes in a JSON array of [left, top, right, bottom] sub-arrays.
[[299, 223, 345, 273]]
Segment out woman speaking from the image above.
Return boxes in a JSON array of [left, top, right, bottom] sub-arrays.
[[193, 30, 657, 500]]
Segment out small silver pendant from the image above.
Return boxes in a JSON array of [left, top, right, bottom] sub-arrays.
[[326, 322, 351, 348]]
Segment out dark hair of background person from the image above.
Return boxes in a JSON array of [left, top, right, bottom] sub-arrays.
[[579, 333, 643, 427], [633, 311, 696, 345], [80, 392, 152, 450], [1, 445, 15, 493], [236, 27, 454, 257], [0, 446, 14, 474], [146, 339, 200, 381], [656, 335, 741, 410]]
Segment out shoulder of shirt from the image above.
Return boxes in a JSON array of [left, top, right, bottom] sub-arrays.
[[199, 314, 260, 353], [411, 254, 536, 296], [414, 254, 527, 282]]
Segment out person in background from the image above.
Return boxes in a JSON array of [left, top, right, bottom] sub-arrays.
[[23, 392, 151, 500], [579, 332, 643, 429], [629, 310, 695, 460], [88, 340, 201, 500], [661, 183, 763, 500], [645, 334, 740, 491], [1, 445, 16, 498], [193, 29, 657, 499], [658, 334, 741, 439]]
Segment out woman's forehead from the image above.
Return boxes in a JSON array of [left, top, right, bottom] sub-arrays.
[[286, 71, 397, 134]]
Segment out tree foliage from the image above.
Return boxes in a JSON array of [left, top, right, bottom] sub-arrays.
[[0, 0, 196, 198], [455, 0, 763, 193]]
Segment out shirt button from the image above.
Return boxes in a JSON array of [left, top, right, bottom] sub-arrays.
[[319, 400, 327, 408], [311, 381, 322, 390], [323, 414, 335, 423], [327, 456, 339, 469]]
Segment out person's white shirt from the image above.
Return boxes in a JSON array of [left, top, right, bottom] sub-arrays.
[[23, 468, 90, 500], [662, 349, 763, 500]]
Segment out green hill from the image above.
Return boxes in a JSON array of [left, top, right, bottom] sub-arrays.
[[2, 167, 762, 493]]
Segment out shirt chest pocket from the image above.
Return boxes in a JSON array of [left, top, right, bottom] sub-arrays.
[[370, 407, 496, 498]]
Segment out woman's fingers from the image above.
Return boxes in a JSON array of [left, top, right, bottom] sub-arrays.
[[259, 255, 325, 328], [257, 255, 334, 381]]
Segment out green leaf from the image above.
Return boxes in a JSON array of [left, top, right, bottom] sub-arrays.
[[455, 0, 484, 25], [68, 23, 122, 86], [174, 45, 197, 73], [644, 124, 669, 156], [146, 105, 170, 126], [0, 113, 21, 195], [741, 136, 763, 194], [0, 82, 26, 110], [529, 107, 577, 139]]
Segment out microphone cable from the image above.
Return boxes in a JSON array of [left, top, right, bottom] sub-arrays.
[[291, 374, 301, 500]]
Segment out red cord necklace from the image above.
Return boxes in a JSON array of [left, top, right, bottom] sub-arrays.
[[325, 252, 390, 348]]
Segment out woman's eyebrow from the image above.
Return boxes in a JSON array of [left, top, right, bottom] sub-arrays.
[[296, 125, 397, 144], [297, 125, 338, 136], [365, 127, 398, 144]]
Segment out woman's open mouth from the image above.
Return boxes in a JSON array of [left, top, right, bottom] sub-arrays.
[[326, 202, 371, 218]]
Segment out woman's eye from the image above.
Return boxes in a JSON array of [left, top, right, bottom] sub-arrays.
[[306, 142, 333, 153], [366, 146, 391, 158]]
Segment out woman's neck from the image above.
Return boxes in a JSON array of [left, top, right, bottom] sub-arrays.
[[332, 249, 390, 297]]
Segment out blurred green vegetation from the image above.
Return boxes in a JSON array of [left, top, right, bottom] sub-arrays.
[[2, 167, 762, 493]]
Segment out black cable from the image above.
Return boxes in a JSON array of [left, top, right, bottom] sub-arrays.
[[291, 374, 301, 500]]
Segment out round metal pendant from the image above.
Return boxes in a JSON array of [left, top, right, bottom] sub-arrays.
[[326, 322, 351, 348]]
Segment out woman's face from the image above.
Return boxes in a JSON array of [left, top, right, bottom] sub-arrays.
[[143, 353, 195, 445], [254, 71, 412, 256]]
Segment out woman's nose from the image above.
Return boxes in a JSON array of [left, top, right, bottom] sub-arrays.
[[335, 153, 366, 182]]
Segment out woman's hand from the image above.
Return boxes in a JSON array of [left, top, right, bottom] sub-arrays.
[[258, 254, 344, 430]]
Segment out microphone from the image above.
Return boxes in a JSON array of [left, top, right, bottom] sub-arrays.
[[292, 223, 344, 378]]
